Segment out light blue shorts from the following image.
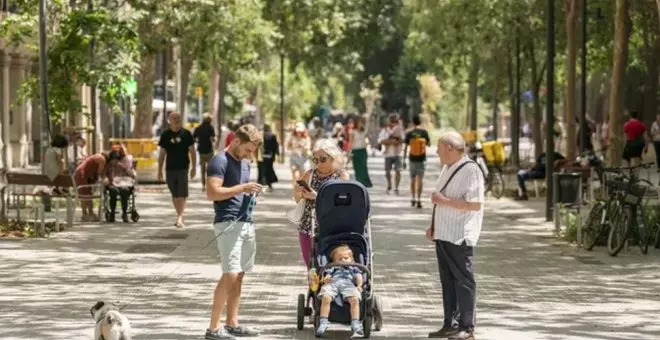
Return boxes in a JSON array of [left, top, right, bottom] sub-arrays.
[[213, 221, 256, 273], [319, 278, 361, 301]]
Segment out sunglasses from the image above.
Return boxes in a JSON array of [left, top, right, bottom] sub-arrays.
[[311, 156, 329, 164]]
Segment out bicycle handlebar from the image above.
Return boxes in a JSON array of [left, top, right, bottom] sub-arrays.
[[601, 162, 654, 173]]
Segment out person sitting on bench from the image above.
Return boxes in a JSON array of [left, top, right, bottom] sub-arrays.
[[516, 151, 565, 200]]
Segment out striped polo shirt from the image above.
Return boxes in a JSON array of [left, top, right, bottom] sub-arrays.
[[433, 156, 485, 246]]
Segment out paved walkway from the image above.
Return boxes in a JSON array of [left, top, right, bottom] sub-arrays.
[[2, 154, 660, 340]]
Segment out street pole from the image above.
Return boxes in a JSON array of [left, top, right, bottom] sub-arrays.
[[514, 33, 521, 167], [161, 46, 168, 130], [88, 0, 98, 153], [580, 0, 588, 153], [38, 0, 50, 165], [279, 52, 285, 164], [546, 0, 556, 222]]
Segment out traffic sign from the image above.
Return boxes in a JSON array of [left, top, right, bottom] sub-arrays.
[[195, 86, 203, 98]]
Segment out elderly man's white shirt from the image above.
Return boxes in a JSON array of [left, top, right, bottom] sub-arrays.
[[433, 156, 485, 246]]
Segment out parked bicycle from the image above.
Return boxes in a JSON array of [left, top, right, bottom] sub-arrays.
[[605, 163, 655, 256], [468, 141, 505, 199], [582, 162, 656, 255], [580, 169, 626, 251]]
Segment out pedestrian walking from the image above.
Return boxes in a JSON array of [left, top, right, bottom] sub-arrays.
[[426, 131, 484, 340], [350, 117, 373, 187], [403, 115, 430, 208], [378, 114, 404, 195], [286, 122, 311, 185], [257, 124, 279, 191], [194, 113, 217, 191], [205, 124, 263, 339], [293, 139, 349, 268], [157, 111, 196, 228], [622, 111, 648, 167]]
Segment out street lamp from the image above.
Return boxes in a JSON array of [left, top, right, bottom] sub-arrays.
[[545, 0, 556, 222], [38, 0, 50, 156], [579, 0, 588, 153]]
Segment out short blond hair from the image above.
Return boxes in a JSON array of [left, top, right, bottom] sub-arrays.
[[330, 244, 353, 261], [235, 124, 263, 145], [313, 138, 344, 169]]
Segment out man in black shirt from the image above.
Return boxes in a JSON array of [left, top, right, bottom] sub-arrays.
[[193, 113, 217, 190], [158, 111, 197, 228], [403, 116, 431, 208]]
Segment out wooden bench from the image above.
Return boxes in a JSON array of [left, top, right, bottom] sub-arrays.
[[1, 172, 103, 236]]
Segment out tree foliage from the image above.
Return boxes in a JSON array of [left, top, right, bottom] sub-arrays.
[[1, 0, 139, 122]]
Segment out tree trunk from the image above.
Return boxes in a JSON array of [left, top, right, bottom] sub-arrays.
[[656, 0, 660, 30], [527, 41, 544, 158], [468, 50, 480, 131], [565, 0, 579, 159], [208, 66, 219, 132], [133, 51, 155, 138], [607, 0, 631, 165], [643, 35, 659, 124], [507, 44, 519, 163], [178, 53, 193, 123]]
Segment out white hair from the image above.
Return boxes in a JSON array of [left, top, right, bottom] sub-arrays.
[[313, 138, 345, 168], [437, 131, 466, 153]]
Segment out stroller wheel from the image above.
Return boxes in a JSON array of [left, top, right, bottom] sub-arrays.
[[296, 294, 305, 330], [363, 314, 373, 338], [130, 211, 140, 222]]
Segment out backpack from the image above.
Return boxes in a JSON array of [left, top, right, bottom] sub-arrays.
[[408, 135, 427, 157]]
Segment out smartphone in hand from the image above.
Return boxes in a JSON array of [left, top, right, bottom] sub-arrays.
[[296, 180, 312, 192]]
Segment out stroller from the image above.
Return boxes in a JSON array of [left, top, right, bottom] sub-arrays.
[[296, 180, 383, 338]]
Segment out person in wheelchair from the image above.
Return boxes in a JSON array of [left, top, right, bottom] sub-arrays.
[[104, 150, 136, 222]]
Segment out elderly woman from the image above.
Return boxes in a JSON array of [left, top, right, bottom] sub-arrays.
[[293, 139, 349, 268]]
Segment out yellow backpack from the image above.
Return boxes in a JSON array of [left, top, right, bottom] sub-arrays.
[[409, 136, 427, 157]]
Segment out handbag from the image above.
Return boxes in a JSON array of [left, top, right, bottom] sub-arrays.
[[286, 173, 312, 225]]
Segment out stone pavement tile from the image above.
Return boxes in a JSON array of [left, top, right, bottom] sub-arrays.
[[2, 155, 660, 339]]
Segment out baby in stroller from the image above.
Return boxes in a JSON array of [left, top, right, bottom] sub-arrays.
[[103, 148, 139, 223], [316, 244, 364, 338]]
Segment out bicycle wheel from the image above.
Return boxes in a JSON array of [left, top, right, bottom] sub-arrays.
[[636, 207, 649, 254], [582, 201, 606, 251], [490, 170, 505, 199], [607, 205, 632, 257]]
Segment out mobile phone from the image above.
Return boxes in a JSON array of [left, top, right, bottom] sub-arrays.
[[297, 180, 311, 191]]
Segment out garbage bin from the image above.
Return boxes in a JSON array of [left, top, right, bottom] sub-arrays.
[[553, 172, 583, 245], [553, 172, 583, 208]]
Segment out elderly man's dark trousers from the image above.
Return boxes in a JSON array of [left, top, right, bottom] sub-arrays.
[[435, 240, 476, 332]]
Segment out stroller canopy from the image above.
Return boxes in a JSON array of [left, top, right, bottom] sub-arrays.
[[315, 180, 370, 239]]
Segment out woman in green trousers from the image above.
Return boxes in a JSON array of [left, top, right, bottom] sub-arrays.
[[350, 117, 373, 187]]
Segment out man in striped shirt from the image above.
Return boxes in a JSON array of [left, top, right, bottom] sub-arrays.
[[426, 131, 484, 340]]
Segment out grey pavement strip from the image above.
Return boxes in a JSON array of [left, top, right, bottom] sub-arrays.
[[1, 153, 660, 340]]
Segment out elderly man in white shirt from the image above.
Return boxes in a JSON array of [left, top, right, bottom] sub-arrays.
[[425, 131, 484, 340]]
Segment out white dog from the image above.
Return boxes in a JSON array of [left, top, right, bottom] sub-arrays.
[[90, 301, 132, 340]]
